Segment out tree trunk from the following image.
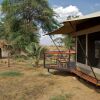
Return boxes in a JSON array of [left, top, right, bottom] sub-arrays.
[[8, 52, 10, 67]]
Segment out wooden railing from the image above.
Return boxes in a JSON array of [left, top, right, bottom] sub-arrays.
[[44, 50, 76, 69]]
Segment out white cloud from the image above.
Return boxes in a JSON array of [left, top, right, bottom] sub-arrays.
[[40, 35, 54, 46], [39, 28, 54, 45], [53, 5, 83, 22], [40, 28, 63, 46], [40, 5, 83, 45]]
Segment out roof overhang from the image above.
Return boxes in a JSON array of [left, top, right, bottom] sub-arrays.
[[47, 11, 100, 36]]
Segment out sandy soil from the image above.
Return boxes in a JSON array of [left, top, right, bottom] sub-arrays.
[[0, 62, 100, 100]]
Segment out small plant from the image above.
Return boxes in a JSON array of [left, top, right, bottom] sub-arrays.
[[50, 93, 73, 100], [50, 95, 66, 100], [0, 71, 23, 77], [26, 42, 43, 67]]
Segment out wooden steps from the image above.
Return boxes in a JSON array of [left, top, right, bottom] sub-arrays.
[[45, 64, 100, 86], [72, 69, 100, 86]]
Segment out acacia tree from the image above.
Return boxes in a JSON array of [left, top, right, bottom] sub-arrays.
[[2, 0, 58, 32], [0, 0, 59, 66], [1, 0, 59, 52]]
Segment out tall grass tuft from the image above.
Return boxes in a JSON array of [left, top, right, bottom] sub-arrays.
[[50, 93, 73, 100], [0, 71, 23, 77]]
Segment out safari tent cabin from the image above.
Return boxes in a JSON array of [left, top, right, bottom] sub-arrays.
[[47, 11, 100, 85]]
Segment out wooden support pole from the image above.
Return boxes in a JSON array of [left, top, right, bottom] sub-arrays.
[[48, 68, 49, 72], [75, 36, 77, 64], [86, 34, 88, 65]]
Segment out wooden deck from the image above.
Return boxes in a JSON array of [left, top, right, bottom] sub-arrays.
[[45, 64, 71, 71], [44, 50, 100, 86], [45, 64, 100, 86]]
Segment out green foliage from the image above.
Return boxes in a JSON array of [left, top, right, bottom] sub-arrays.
[[26, 42, 43, 66], [50, 93, 73, 100], [0, 71, 23, 77], [40, 46, 48, 59], [63, 35, 74, 49], [0, 0, 59, 55], [13, 54, 28, 60], [1, 0, 59, 32]]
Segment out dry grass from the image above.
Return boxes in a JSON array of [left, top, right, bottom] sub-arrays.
[[46, 46, 66, 51], [0, 59, 100, 100], [49, 93, 73, 100]]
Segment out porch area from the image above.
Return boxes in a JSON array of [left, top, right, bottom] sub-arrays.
[[44, 50, 100, 86], [44, 50, 76, 71]]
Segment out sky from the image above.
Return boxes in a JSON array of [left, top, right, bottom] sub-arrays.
[[41, 0, 100, 45], [48, 0, 100, 14], [0, 0, 100, 45]]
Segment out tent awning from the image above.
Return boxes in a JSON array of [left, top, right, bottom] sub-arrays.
[[48, 11, 100, 35], [48, 23, 75, 35]]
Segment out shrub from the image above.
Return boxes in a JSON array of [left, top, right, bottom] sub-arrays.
[[0, 71, 23, 77], [50, 93, 73, 100]]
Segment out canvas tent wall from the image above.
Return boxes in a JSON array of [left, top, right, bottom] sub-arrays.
[[48, 11, 100, 80]]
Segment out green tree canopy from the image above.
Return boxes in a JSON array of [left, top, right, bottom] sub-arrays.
[[0, 0, 59, 52]]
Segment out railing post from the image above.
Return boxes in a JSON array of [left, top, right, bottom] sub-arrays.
[[48, 68, 49, 72]]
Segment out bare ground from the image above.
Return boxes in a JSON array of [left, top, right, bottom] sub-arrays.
[[0, 61, 100, 100]]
